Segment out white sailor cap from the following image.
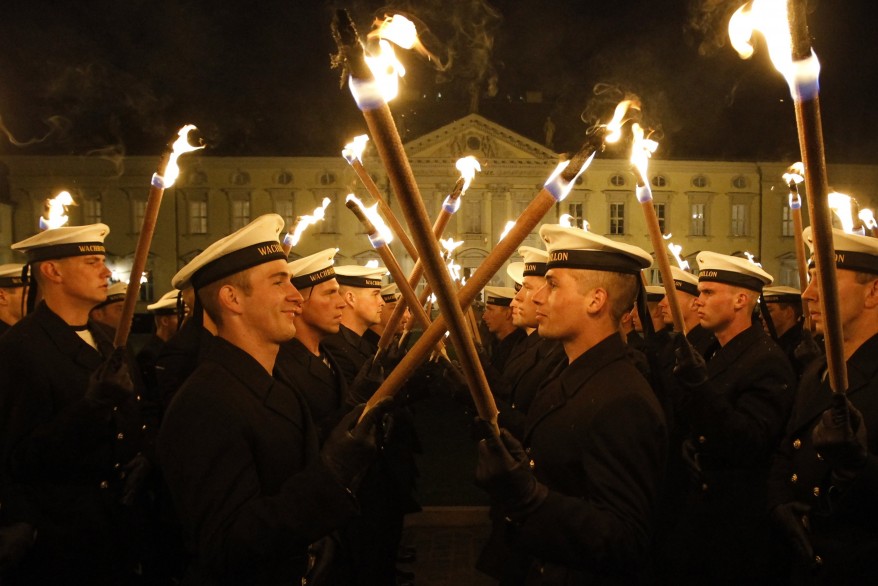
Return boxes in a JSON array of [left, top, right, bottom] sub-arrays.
[[335, 265, 386, 288], [12, 223, 110, 263], [762, 285, 802, 304], [539, 224, 652, 275], [94, 282, 128, 309], [147, 289, 182, 314], [670, 266, 700, 297], [289, 248, 338, 290], [484, 285, 517, 306], [381, 283, 401, 303], [645, 285, 666, 302], [696, 251, 773, 292], [0, 264, 27, 288], [803, 227, 878, 274], [507, 246, 549, 285], [172, 214, 286, 290]]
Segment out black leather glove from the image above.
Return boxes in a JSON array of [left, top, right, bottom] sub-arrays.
[[771, 502, 816, 567], [321, 397, 394, 491], [673, 336, 709, 388], [345, 357, 384, 406], [377, 339, 406, 371], [85, 346, 134, 406], [0, 522, 36, 572], [475, 422, 547, 515], [793, 330, 823, 367], [813, 394, 868, 482], [120, 453, 152, 506]]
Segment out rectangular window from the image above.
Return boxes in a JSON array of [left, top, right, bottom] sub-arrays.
[[654, 202, 667, 233], [567, 203, 584, 229], [131, 200, 147, 233], [609, 202, 625, 235], [691, 203, 706, 236], [189, 201, 208, 234], [731, 203, 748, 236], [781, 206, 794, 237], [275, 200, 294, 228], [463, 200, 481, 234], [231, 200, 250, 231], [83, 198, 102, 224]]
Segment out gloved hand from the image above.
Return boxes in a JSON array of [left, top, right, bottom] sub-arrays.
[[794, 330, 823, 367], [813, 394, 868, 482], [0, 522, 36, 572], [377, 339, 406, 371], [475, 422, 547, 514], [321, 397, 395, 491], [85, 347, 134, 406], [673, 336, 709, 388], [120, 453, 152, 506], [771, 502, 816, 567], [345, 357, 384, 406]]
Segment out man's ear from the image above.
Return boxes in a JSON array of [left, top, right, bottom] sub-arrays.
[[343, 289, 356, 307], [585, 287, 608, 315], [0, 288, 8, 306], [864, 277, 878, 309], [217, 284, 243, 317], [40, 260, 64, 285]]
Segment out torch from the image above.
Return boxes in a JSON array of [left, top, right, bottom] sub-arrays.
[[729, 0, 845, 393], [113, 126, 203, 349], [343, 135, 419, 260], [631, 123, 687, 333], [282, 197, 332, 256], [783, 163, 811, 329], [334, 12, 499, 426], [376, 156, 480, 351], [345, 194, 434, 334]]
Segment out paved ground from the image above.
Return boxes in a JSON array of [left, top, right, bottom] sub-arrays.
[[402, 507, 495, 586]]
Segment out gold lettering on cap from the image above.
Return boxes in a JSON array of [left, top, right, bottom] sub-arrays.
[[701, 270, 718, 278], [550, 251, 569, 262], [365, 279, 382, 287], [257, 243, 283, 256], [308, 267, 335, 282], [836, 253, 845, 263], [78, 244, 105, 253], [525, 263, 537, 272]]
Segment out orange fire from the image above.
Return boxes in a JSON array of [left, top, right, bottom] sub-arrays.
[[455, 156, 481, 194], [39, 190, 75, 231], [343, 134, 370, 164], [162, 125, 204, 187], [285, 197, 332, 247], [346, 193, 394, 244]]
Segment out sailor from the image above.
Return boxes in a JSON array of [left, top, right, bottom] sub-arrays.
[[0, 264, 27, 336]]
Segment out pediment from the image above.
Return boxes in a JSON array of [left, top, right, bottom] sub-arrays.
[[404, 114, 556, 162]]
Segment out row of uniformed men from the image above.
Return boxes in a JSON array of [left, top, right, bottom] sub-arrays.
[[470, 227, 876, 584], [1, 212, 876, 585]]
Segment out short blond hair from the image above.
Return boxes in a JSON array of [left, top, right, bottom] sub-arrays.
[[572, 269, 639, 325]]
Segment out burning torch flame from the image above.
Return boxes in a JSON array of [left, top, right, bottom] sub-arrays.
[[286, 197, 332, 247], [163, 125, 204, 188], [447, 257, 463, 282], [859, 209, 877, 231], [455, 156, 481, 194], [499, 221, 517, 242], [604, 100, 638, 144], [728, 0, 820, 90], [40, 190, 75, 231], [743, 251, 763, 268], [559, 214, 573, 227], [440, 237, 464, 256], [828, 191, 856, 234], [782, 162, 805, 185], [363, 39, 406, 103], [365, 259, 380, 268], [630, 123, 658, 180], [346, 194, 394, 244], [368, 14, 443, 66], [342, 134, 370, 164], [668, 241, 691, 271]]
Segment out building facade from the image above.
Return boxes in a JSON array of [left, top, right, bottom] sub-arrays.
[[1, 114, 876, 307]]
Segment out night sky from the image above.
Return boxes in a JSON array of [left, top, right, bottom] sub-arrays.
[[0, 0, 875, 163]]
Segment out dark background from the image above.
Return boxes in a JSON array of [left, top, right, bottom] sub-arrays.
[[0, 0, 875, 163]]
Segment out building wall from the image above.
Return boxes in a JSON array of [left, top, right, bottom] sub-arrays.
[[1, 153, 875, 307]]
